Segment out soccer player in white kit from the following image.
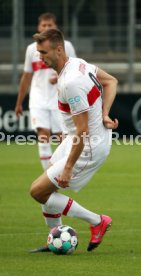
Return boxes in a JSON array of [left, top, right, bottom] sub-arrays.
[[30, 29, 119, 252], [15, 13, 76, 170]]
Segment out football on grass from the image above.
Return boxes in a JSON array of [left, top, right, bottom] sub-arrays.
[[47, 225, 78, 255]]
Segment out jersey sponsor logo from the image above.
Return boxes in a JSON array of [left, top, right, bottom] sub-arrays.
[[79, 63, 86, 75], [68, 96, 80, 105]]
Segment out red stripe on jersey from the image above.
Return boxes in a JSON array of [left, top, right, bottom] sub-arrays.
[[58, 85, 101, 113], [43, 212, 61, 218], [58, 100, 70, 112], [62, 198, 73, 216], [88, 85, 101, 106], [32, 61, 49, 71]]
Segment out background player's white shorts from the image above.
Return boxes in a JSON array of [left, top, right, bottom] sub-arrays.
[[47, 130, 112, 191], [30, 108, 64, 133]]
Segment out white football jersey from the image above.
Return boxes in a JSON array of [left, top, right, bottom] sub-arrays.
[[24, 41, 76, 109], [58, 57, 109, 143]]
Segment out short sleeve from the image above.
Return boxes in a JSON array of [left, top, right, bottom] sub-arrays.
[[64, 78, 89, 115], [65, 41, 77, 58], [24, 45, 33, 73]]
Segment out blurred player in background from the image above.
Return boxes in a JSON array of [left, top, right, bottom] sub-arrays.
[[15, 13, 76, 170], [30, 29, 118, 253]]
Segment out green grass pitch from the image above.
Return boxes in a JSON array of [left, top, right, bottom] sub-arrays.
[[0, 141, 141, 276]]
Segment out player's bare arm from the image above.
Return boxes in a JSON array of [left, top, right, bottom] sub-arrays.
[[58, 111, 89, 188], [97, 68, 119, 129], [15, 72, 33, 117]]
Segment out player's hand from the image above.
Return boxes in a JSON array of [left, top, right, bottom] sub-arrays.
[[49, 74, 58, 85], [15, 105, 23, 118], [58, 167, 72, 188], [103, 115, 119, 129]]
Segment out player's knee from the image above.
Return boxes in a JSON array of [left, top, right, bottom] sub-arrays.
[[37, 128, 50, 143], [30, 182, 41, 202], [30, 181, 49, 204]]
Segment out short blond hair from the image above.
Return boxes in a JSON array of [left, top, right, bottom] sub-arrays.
[[33, 29, 64, 49]]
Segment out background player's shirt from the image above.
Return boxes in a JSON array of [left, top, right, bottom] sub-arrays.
[[58, 57, 109, 146], [24, 41, 76, 109]]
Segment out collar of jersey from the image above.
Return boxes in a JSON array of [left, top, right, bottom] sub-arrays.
[[59, 58, 70, 78]]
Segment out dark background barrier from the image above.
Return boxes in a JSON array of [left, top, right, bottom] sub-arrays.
[[0, 94, 33, 138], [0, 94, 141, 139], [110, 94, 141, 137]]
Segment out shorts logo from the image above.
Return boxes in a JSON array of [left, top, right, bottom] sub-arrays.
[[68, 96, 80, 105]]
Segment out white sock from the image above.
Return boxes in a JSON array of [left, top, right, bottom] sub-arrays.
[[44, 192, 101, 226], [38, 142, 52, 170], [41, 204, 62, 229]]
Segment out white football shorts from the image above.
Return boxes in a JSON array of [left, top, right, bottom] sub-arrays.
[[47, 130, 112, 191], [30, 108, 64, 133]]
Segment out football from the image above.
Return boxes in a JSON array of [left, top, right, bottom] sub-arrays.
[[47, 225, 78, 255]]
